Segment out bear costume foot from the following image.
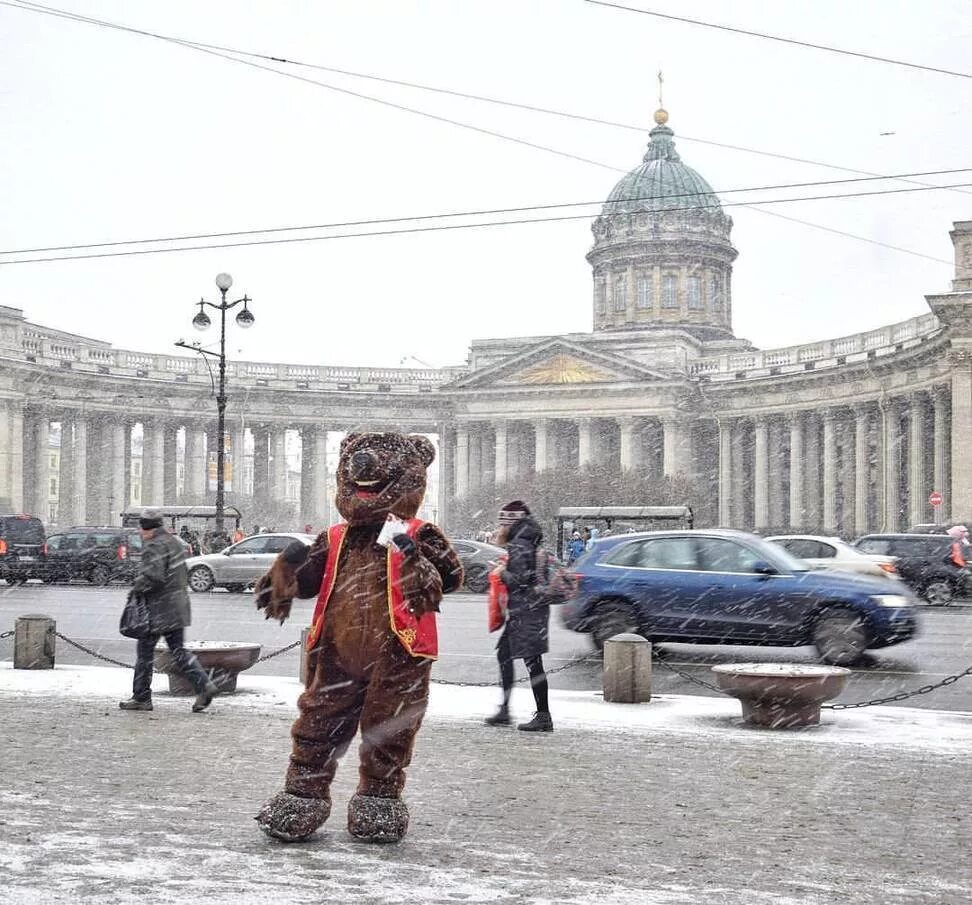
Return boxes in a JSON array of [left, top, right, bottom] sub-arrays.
[[347, 793, 409, 843], [256, 791, 331, 842]]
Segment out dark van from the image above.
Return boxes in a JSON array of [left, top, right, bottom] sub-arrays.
[[0, 514, 47, 583], [42, 526, 143, 585]]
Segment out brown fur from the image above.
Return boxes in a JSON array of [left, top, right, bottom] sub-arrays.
[[255, 432, 462, 844]]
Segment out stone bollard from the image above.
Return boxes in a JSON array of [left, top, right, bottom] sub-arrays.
[[602, 633, 651, 703], [14, 614, 56, 670]]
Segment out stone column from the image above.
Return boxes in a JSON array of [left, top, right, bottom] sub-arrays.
[[232, 426, 247, 496], [436, 424, 452, 529], [753, 416, 769, 529], [880, 401, 901, 532], [822, 410, 837, 532], [577, 418, 592, 468], [908, 394, 927, 527], [299, 426, 328, 530], [619, 417, 636, 471], [71, 417, 87, 526], [662, 418, 690, 479], [0, 399, 25, 514], [468, 426, 483, 493], [163, 424, 178, 504], [494, 420, 508, 486], [932, 388, 949, 520], [251, 426, 269, 505], [802, 415, 821, 528], [788, 412, 805, 529], [270, 427, 288, 503], [455, 424, 469, 498], [534, 418, 549, 473], [185, 425, 207, 500], [717, 418, 732, 526], [854, 406, 870, 535], [767, 418, 785, 527], [730, 419, 747, 527], [32, 414, 49, 520], [142, 419, 165, 506], [109, 420, 128, 525], [944, 349, 972, 523]]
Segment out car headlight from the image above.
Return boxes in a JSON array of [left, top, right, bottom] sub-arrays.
[[870, 594, 910, 608]]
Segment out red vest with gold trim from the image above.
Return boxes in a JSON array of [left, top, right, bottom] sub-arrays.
[[304, 519, 438, 660]]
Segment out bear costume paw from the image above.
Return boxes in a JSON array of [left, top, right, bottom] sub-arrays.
[[256, 791, 331, 842], [347, 793, 409, 843]]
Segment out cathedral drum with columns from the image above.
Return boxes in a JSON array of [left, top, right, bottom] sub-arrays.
[[0, 106, 969, 537]]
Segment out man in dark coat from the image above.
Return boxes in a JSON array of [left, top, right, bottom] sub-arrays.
[[119, 508, 218, 713], [484, 500, 553, 732]]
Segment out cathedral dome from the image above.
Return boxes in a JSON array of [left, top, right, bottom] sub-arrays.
[[603, 118, 722, 215], [587, 108, 737, 340]]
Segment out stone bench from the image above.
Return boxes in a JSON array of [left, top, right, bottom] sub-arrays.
[[154, 641, 262, 695], [711, 662, 850, 729]]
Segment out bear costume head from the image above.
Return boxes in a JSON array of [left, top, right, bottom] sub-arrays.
[[336, 432, 435, 526]]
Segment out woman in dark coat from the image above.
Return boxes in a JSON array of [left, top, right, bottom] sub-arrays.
[[485, 500, 553, 732]]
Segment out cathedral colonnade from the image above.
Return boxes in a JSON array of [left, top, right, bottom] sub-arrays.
[[443, 384, 959, 535]]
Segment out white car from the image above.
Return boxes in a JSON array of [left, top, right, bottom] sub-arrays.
[[765, 535, 900, 582], [185, 532, 316, 593]]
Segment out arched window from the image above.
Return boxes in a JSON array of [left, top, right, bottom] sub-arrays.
[[636, 274, 653, 309], [687, 276, 702, 309], [595, 278, 607, 313], [710, 273, 723, 310], [613, 274, 626, 312], [661, 273, 678, 309]]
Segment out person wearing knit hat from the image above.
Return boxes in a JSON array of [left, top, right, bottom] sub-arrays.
[[486, 500, 553, 732], [119, 507, 219, 714]]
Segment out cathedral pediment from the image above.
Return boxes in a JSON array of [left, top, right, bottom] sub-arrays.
[[447, 338, 668, 389]]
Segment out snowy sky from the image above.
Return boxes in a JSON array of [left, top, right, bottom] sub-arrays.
[[1, 0, 970, 369]]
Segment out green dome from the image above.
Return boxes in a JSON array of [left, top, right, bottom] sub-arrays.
[[604, 121, 721, 214]]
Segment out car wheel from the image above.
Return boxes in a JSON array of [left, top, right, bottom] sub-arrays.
[[188, 566, 215, 593], [88, 565, 112, 586], [463, 566, 489, 594], [225, 584, 245, 594], [920, 579, 955, 606], [812, 606, 870, 665], [591, 600, 640, 651]]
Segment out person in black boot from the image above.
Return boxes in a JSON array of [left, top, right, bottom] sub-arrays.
[[118, 508, 219, 714], [483, 501, 553, 733]]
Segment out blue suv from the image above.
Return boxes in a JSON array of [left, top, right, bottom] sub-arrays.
[[559, 529, 919, 665]]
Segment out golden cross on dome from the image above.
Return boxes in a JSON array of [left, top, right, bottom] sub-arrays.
[[657, 70, 664, 107], [653, 70, 669, 125]]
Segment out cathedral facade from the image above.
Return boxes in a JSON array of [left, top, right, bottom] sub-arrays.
[[0, 109, 970, 535]]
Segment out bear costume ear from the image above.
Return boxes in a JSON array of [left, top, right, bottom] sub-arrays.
[[408, 435, 436, 467], [340, 432, 362, 455]]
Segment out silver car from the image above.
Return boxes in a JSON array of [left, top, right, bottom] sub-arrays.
[[185, 532, 316, 593]]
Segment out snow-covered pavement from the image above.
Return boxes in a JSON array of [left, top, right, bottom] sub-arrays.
[[1, 664, 970, 904]]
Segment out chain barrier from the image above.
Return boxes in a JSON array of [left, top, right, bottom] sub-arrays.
[[45, 631, 301, 671], [823, 664, 972, 710], [430, 653, 602, 688], [8, 623, 972, 709], [653, 649, 972, 710]]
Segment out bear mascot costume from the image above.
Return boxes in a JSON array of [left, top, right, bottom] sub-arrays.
[[253, 432, 463, 843]]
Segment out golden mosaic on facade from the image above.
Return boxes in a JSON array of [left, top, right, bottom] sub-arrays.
[[514, 354, 614, 385]]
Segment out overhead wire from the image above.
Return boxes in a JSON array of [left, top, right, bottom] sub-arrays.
[[1, 181, 964, 267], [6, 0, 970, 198], [1, 0, 960, 266], [584, 0, 972, 80], [0, 167, 969, 257]]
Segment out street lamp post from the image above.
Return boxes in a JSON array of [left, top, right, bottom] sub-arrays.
[[175, 273, 255, 537]]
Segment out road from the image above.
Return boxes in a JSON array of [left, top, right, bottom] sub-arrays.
[[2, 583, 972, 711]]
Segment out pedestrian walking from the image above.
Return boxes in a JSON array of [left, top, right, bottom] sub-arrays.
[[118, 507, 219, 714], [484, 500, 553, 732], [566, 530, 586, 565], [947, 525, 969, 567]]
